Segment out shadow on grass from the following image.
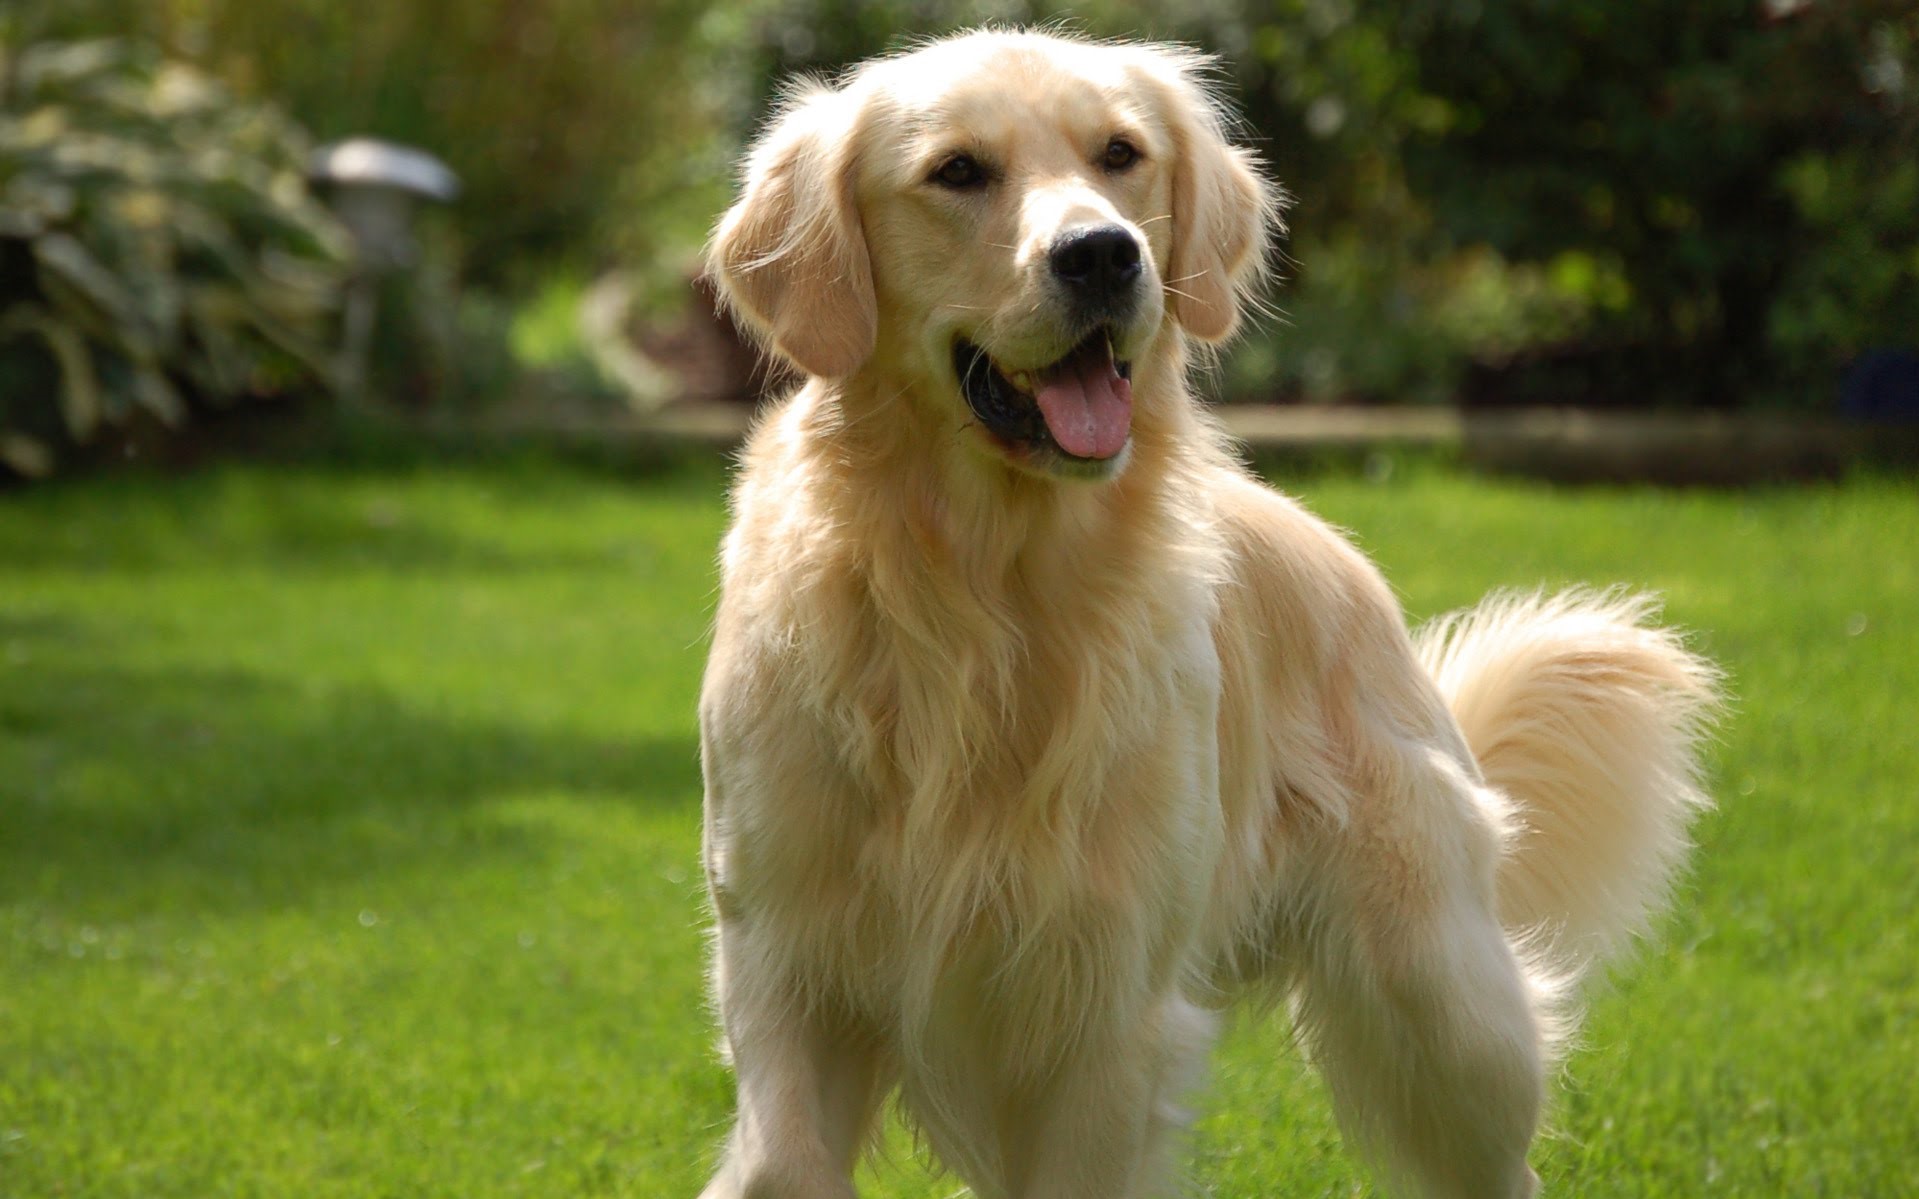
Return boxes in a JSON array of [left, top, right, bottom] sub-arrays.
[[3, 654, 702, 915]]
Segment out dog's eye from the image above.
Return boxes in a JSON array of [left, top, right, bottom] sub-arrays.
[[1103, 138, 1140, 172], [932, 154, 986, 190]]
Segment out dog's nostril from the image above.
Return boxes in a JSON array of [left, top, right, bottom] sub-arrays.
[[1050, 226, 1144, 294], [1053, 239, 1095, 283], [1051, 240, 1097, 282]]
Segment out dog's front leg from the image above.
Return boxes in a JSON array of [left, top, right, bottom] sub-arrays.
[[1014, 1038, 1155, 1198], [1008, 994, 1213, 1199], [699, 923, 886, 1199]]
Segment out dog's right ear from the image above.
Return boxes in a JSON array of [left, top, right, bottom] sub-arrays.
[[707, 86, 876, 380]]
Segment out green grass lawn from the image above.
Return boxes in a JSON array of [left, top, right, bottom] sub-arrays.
[[3, 451, 1914, 1197]]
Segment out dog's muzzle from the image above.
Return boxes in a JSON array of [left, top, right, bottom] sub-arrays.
[[953, 328, 1134, 467]]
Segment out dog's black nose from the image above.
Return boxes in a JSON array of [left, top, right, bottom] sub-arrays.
[[1049, 225, 1143, 306]]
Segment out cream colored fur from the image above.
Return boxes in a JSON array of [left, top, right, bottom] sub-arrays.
[[696, 29, 1721, 1199]]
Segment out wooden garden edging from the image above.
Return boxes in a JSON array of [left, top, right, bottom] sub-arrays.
[[436, 402, 1914, 483]]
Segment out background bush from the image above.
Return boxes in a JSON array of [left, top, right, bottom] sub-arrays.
[[8, 0, 1916, 411], [1400, 0, 1919, 408], [16, 0, 733, 292], [0, 32, 348, 476]]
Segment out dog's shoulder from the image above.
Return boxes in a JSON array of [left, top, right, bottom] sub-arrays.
[[1210, 471, 1383, 602], [1205, 467, 1424, 686]]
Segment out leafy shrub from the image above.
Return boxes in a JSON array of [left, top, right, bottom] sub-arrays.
[[16, 0, 735, 291], [1770, 151, 1919, 387], [0, 35, 349, 476], [1402, 0, 1919, 407]]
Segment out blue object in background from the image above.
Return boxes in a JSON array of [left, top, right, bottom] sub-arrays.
[[1841, 349, 1919, 423]]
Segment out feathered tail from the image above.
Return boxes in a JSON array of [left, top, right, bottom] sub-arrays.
[[1417, 589, 1724, 974]]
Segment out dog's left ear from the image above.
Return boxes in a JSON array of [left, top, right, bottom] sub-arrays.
[[708, 84, 876, 379], [1138, 52, 1283, 343]]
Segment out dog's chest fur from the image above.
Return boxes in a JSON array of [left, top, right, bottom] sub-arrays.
[[704, 415, 1233, 1030]]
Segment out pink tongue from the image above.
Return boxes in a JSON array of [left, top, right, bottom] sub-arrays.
[[1033, 356, 1132, 460]]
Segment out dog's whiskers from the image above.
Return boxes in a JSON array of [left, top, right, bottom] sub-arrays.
[[962, 346, 996, 399], [840, 382, 910, 433]]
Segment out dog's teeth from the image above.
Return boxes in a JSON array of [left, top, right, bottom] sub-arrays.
[[1011, 371, 1034, 392]]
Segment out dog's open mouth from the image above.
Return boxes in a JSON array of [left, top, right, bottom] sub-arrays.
[[953, 330, 1134, 463]]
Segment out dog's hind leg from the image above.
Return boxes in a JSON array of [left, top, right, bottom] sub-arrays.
[[1286, 742, 1553, 1199]]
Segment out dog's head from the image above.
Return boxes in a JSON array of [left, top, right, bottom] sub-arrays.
[[710, 31, 1278, 479]]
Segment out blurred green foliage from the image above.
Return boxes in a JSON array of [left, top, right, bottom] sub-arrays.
[[1771, 151, 1919, 384], [0, 33, 348, 476], [1399, 0, 1919, 406], [9, 0, 1917, 410], [18, 0, 732, 290]]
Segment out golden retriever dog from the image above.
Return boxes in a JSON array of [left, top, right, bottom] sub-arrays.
[[696, 29, 1719, 1199]]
